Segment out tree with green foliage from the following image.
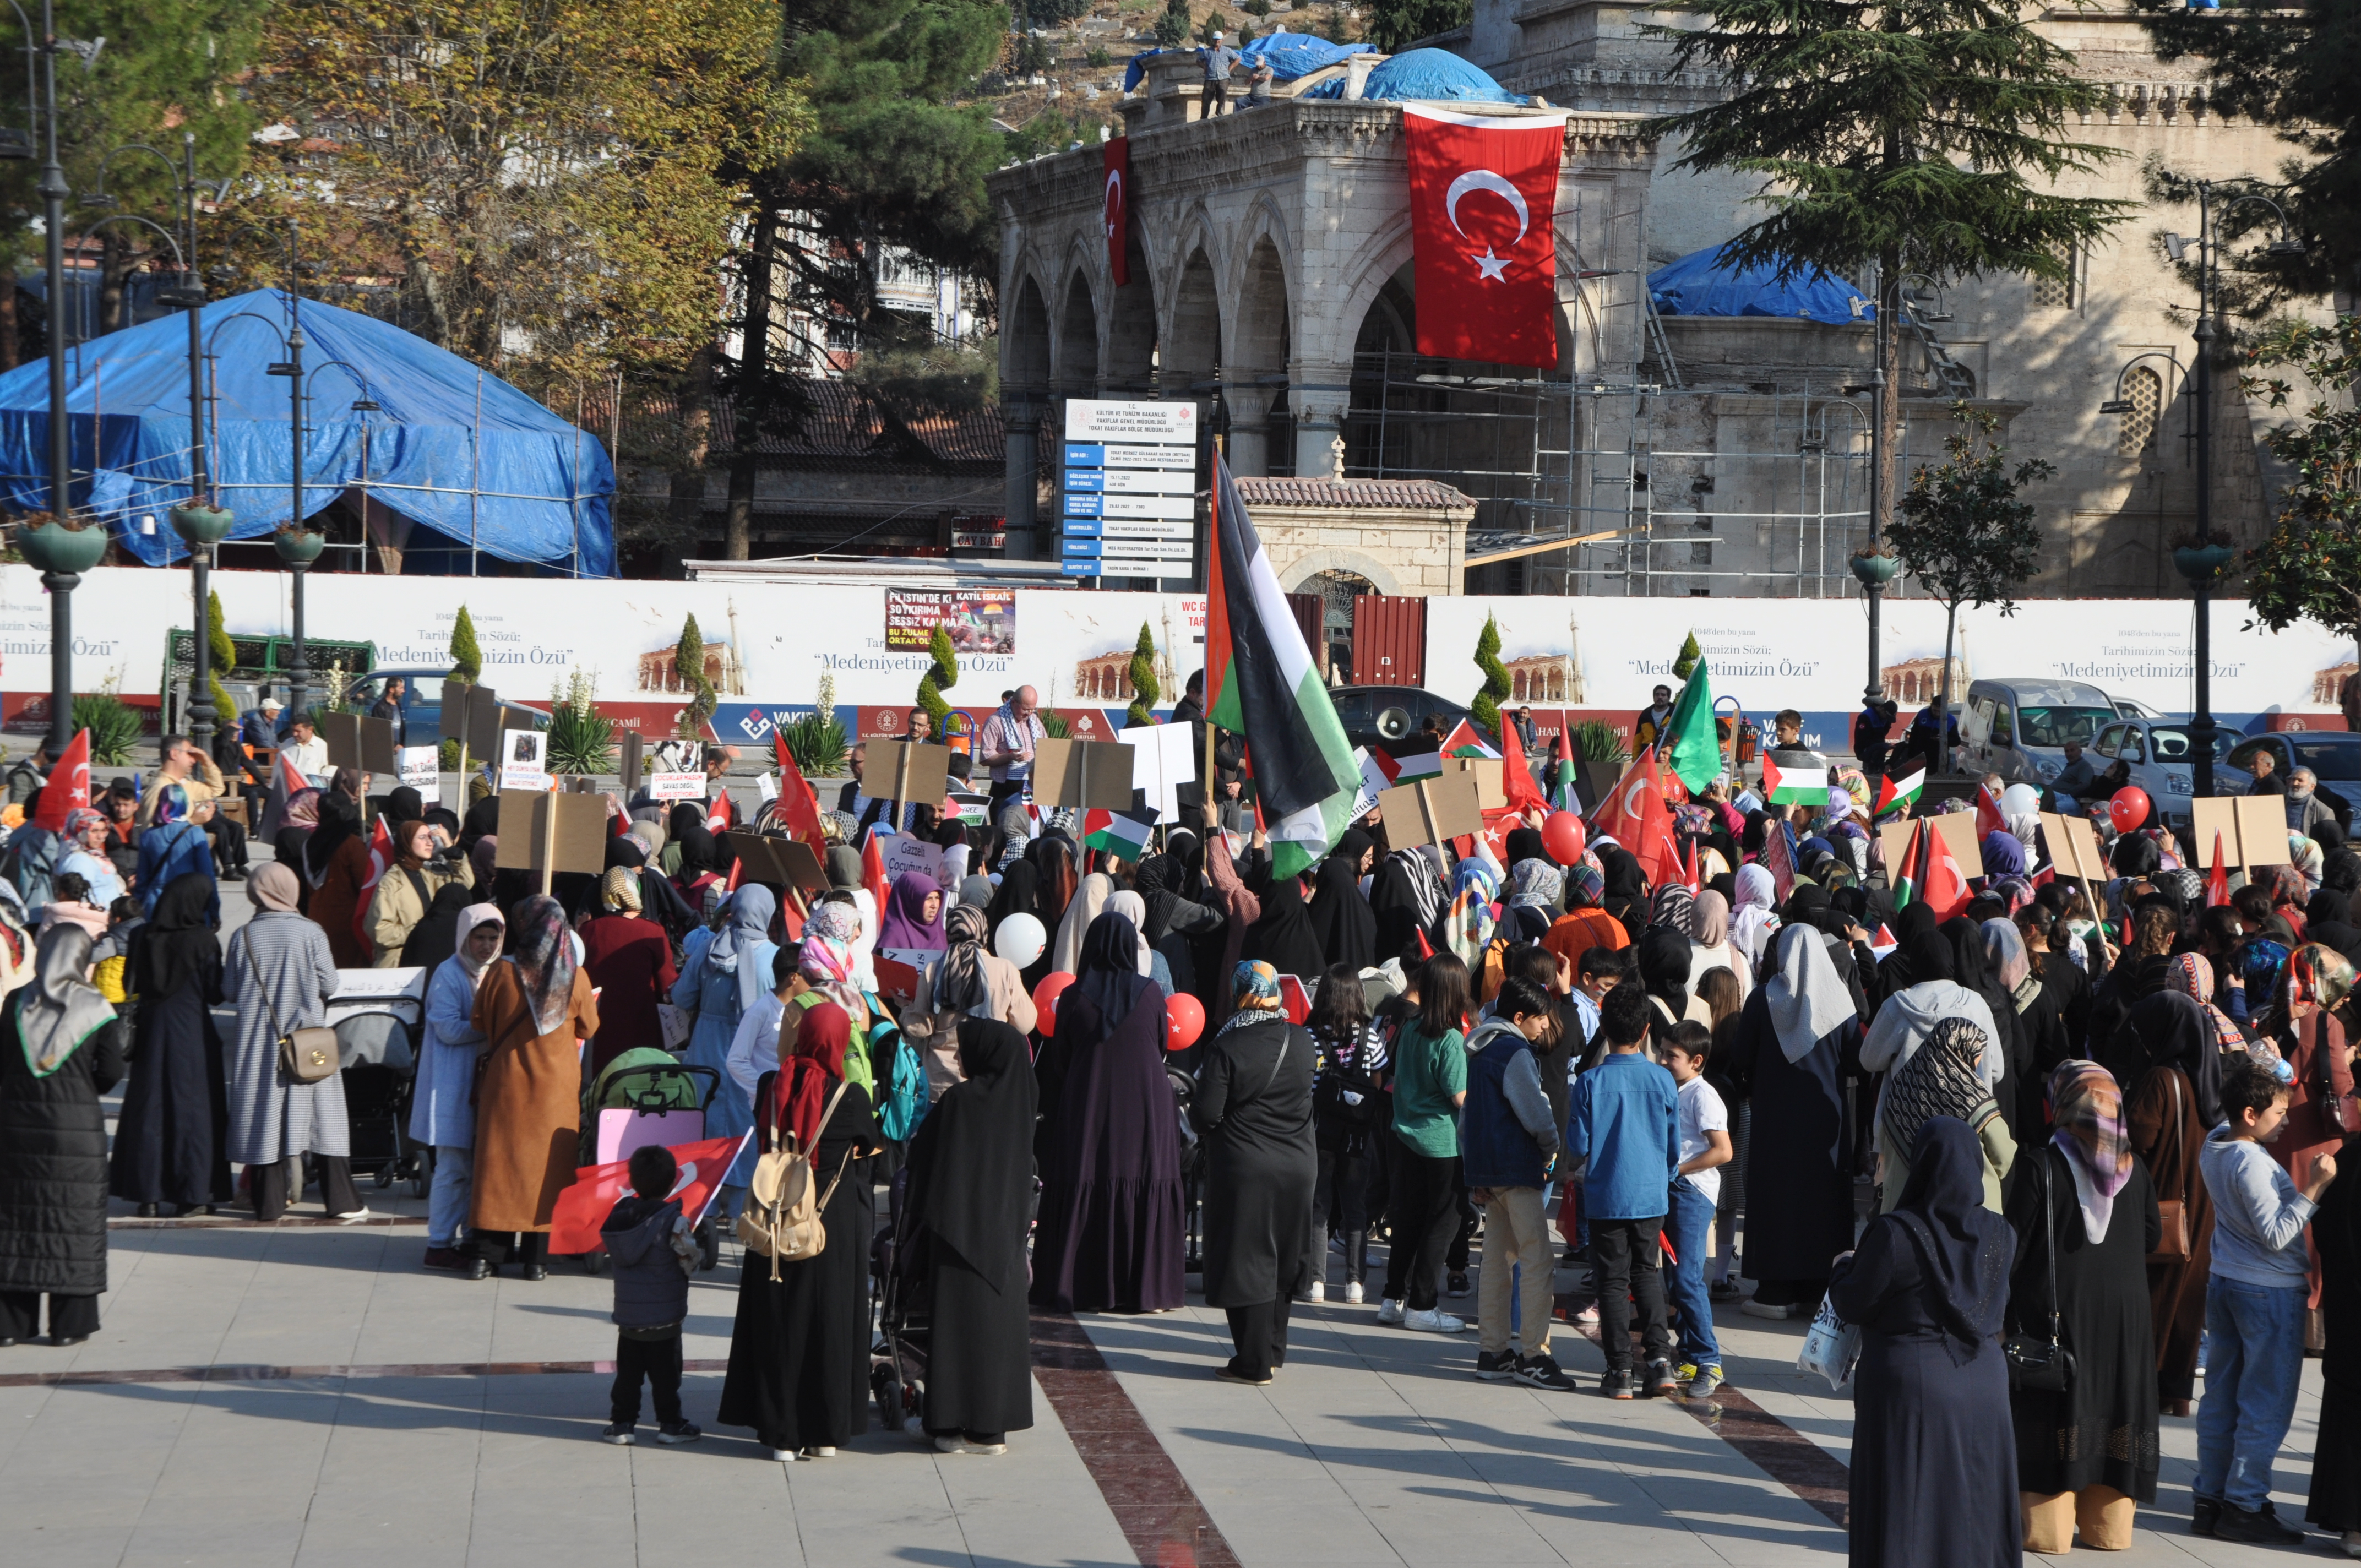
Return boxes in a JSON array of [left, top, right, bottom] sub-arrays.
[[1470, 614, 1510, 738], [917, 625, 959, 732], [1153, 0, 1192, 47], [1368, 0, 1469, 51], [1888, 404, 2048, 766], [1645, 0, 2129, 549], [1673, 631, 1701, 683], [1125, 624, 1160, 725], [449, 605, 482, 684], [2141, 0, 2359, 302], [205, 590, 237, 729], [674, 614, 716, 740], [0, 0, 268, 367], [2238, 316, 2361, 660]]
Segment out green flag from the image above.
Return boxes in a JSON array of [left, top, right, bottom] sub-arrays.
[[1663, 657, 1720, 792]]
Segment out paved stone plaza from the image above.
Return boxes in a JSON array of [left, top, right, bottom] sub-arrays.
[[0, 1193, 2326, 1568]]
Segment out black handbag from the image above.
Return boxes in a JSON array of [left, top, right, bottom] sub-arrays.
[[2003, 1148, 2077, 1394]]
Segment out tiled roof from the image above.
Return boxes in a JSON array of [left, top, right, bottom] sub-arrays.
[[1234, 476, 1475, 509]]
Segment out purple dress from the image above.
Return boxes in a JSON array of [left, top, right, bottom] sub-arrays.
[[1029, 955, 1184, 1313]]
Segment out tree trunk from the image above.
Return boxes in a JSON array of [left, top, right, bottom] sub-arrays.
[[1938, 600, 1957, 776], [0, 267, 18, 372], [667, 342, 716, 571], [723, 197, 779, 563]]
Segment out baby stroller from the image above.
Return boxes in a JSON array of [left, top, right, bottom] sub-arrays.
[[327, 967, 428, 1197], [577, 1049, 721, 1273], [871, 1208, 929, 1438]]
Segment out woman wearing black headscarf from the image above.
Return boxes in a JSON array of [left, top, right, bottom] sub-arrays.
[[1598, 845, 1649, 943], [1030, 912, 1183, 1313], [1368, 845, 1446, 957], [607, 830, 697, 946], [1242, 875, 1327, 981], [400, 880, 478, 972], [1829, 1115, 2020, 1568], [1638, 925, 1706, 1034], [458, 795, 501, 862], [1134, 852, 1222, 1004], [303, 786, 375, 968], [2116, 987, 2220, 1413], [900, 1017, 1038, 1453], [108, 873, 231, 1216], [1305, 850, 1377, 972], [2306, 1124, 2361, 1551], [1874, 902, 1942, 1009], [1032, 836, 1079, 938], [670, 814, 725, 917]]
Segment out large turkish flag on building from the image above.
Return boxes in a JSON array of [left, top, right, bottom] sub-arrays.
[[1403, 106, 1568, 368], [1104, 137, 1130, 286]]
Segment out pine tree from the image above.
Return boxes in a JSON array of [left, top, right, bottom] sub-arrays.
[[448, 605, 482, 684], [916, 625, 959, 732], [1367, 0, 1469, 52], [1673, 631, 1701, 683], [1470, 614, 1510, 738], [1152, 0, 1192, 47], [1645, 0, 2130, 546], [1125, 623, 1160, 726], [674, 614, 716, 740]]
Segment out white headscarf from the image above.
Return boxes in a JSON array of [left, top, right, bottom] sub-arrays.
[[1731, 863, 1781, 968], [1051, 871, 1116, 976], [1765, 922, 1856, 1063], [453, 903, 504, 989], [1106, 889, 1154, 976]]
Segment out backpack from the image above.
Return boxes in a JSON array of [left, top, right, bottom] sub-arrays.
[[735, 1077, 853, 1280], [869, 1020, 927, 1144], [2, 825, 58, 913]]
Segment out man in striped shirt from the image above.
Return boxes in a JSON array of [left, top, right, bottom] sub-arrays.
[[978, 685, 1046, 812]]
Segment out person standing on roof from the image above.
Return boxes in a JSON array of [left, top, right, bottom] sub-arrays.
[[1199, 30, 1242, 116]]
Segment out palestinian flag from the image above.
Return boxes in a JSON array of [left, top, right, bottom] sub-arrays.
[[1760, 752, 1827, 805], [1440, 718, 1499, 760], [1205, 454, 1358, 879], [1548, 730, 1580, 814], [1367, 746, 1443, 786], [1082, 805, 1157, 861], [1874, 765, 1924, 819]]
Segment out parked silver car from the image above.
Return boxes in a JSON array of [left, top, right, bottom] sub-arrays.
[[2218, 732, 2361, 831], [2088, 718, 2239, 827], [1955, 678, 2120, 786]]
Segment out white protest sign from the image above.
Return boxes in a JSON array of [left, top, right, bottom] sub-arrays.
[[1351, 747, 1386, 824], [877, 831, 945, 886], [497, 728, 547, 791], [398, 745, 440, 791], [648, 771, 704, 802], [758, 771, 779, 802], [1117, 720, 1196, 825]]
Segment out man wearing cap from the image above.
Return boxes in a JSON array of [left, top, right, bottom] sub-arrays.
[[1199, 30, 1242, 115], [240, 695, 291, 750]]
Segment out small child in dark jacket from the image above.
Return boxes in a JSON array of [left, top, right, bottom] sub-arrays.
[[600, 1146, 701, 1445]]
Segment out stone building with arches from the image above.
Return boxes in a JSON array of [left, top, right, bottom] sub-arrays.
[[986, 56, 1657, 582]]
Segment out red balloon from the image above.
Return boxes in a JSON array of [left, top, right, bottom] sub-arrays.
[[2109, 786, 2152, 834], [1541, 810, 1586, 865], [1165, 992, 1205, 1052], [1032, 971, 1076, 1036]]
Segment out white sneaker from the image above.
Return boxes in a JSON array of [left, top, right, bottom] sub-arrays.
[[1345, 1281, 1365, 1304], [770, 1447, 799, 1462], [800, 1446, 836, 1458], [934, 1435, 1007, 1456], [1307, 1280, 1325, 1303], [1403, 1307, 1467, 1334], [1376, 1297, 1405, 1325], [1739, 1299, 1797, 1320], [334, 1208, 374, 1224]]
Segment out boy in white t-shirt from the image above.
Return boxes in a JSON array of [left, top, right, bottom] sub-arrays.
[[1664, 1021, 1732, 1397]]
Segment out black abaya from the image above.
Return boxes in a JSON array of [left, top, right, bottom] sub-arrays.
[[1723, 984, 1860, 1297], [2309, 1129, 2361, 1532], [2005, 1144, 2162, 1500], [108, 879, 229, 1210], [1241, 877, 1326, 981], [902, 1020, 1037, 1440], [1192, 1011, 1317, 1308], [717, 1071, 878, 1451], [1304, 855, 1376, 972], [0, 999, 124, 1322]]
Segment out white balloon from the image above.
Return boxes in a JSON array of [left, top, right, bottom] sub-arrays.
[[995, 912, 1047, 969], [2000, 783, 2042, 818]]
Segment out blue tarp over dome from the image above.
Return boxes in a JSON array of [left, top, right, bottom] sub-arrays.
[[1302, 48, 1522, 102], [0, 288, 616, 574], [1646, 243, 1873, 325]]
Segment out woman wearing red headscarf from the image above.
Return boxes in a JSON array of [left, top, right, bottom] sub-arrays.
[[719, 999, 882, 1462]]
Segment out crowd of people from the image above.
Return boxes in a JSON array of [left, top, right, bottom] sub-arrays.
[[0, 689, 2354, 1561]]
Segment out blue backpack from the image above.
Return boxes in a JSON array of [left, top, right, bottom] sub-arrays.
[[868, 1015, 928, 1143]]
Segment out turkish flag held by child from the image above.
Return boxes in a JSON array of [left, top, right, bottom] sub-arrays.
[[30, 728, 89, 832], [548, 1133, 749, 1256], [1403, 106, 1569, 368]]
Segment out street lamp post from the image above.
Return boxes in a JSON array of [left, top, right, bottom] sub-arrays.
[[35, 0, 73, 755], [277, 220, 311, 722], [2153, 184, 2304, 802]]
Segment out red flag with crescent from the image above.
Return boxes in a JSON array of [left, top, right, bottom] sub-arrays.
[[1402, 106, 1567, 368], [1104, 137, 1130, 286]]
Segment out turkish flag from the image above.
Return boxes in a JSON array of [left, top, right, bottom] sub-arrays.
[[1593, 747, 1672, 883], [1914, 815, 1972, 923], [770, 732, 827, 850], [1403, 106, 1568, 368], [30, 728, 89, 832], [549, 1132, 749, 1256], [354, 815, 394, 954], [1497, 717, 1547, 816], [1104, 137, 1130, 286]]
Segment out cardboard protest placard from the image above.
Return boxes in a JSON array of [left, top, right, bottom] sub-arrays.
[[323, 711, 398, 774], [879, 832, 945, 885], [1452, 756, 1507, 812], [721, 832, 829, 895], [1375, 771, 1485, 850], [492, 790, 608, 886], [648, 771, 704, 802], [2190, 797, 2293, 869], [1032, 736, 1137, 810], [619, 728, 644, 794], [438, 683, 507, 756], [1874, 812, 1983, 879], [1118, 721, 1196, 824], [498, 727, 548, 791], [2039, 812, 2109, 887], [439, 680, 474, 742], [868, 740, 952, 814]]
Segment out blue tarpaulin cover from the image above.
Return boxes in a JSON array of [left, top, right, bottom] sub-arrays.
[[1645, 243, 1873, 325], [0, 288, 617, 574], [1302, 48, 1521, 102]]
